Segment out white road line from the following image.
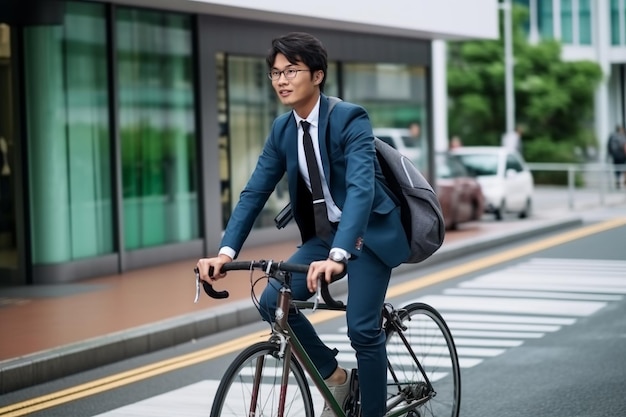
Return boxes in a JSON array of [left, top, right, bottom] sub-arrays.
[[445, 321, 561, 332], [443, 288, 622, 301], [459, 281, 626, 294], [94, 381, 214, 416], [416, 295, 607, 316], [471, 273, 626, 287], [439, 313, 576, 325], [452, 338, 523, 347], [448, 330, 546, 338]]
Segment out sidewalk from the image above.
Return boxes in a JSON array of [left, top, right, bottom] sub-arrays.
[[1, 187, 624, 394]]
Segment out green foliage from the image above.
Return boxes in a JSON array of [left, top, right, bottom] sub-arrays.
[[447, 3, 603, 165]]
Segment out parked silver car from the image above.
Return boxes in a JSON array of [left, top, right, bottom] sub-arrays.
[[450, 146, 534, 220], [372, 127, 424, 167]]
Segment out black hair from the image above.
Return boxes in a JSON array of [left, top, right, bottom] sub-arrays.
[[266, 32, 328, 91]]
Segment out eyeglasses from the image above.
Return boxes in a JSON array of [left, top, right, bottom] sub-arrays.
[[267, 68, 310, 81]]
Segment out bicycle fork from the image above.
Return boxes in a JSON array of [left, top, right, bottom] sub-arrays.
[[272, 283, 350, 417]]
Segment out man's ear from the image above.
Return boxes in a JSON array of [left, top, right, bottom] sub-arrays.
[[313, 70, 324, 86]]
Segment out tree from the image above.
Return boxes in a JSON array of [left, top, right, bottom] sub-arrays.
[[447, 3, 602, 172]]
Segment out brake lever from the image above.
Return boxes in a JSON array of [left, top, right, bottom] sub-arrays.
[[194, 267, 230, 301], [194, 269, 201, 303], [312, 276, 322, 311]]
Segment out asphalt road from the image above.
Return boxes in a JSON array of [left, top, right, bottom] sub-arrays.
[[3, 209, 625, 417]]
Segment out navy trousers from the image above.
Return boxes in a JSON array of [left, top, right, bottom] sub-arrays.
[[258, 236, 392, 417]]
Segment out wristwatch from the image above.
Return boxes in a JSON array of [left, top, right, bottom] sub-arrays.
[[328, 250, 348, 266]]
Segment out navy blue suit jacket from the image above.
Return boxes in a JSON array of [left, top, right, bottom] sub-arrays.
[[221, 94, 410, 268]]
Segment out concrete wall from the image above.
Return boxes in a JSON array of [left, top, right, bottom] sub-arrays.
[[104, 0, 499, 41]]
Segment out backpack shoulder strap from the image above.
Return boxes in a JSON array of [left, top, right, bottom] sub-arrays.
[[327, 96, 342, 114], [325, 96, 343, 149]]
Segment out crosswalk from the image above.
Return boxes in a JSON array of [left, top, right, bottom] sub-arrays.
[[95, 258, 626, 416], [330, 258, 625, 373], [323, 258, 626, 372]]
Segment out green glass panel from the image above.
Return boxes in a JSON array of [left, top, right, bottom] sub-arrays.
[[24, 1, 112, 263], [116, 8, 199, 249], [223, 56, 287, 229], [561, 0, 573, 44], [538, 0, 554, 39], [578, 0, 592, 44], [610, 0, 620, 45]]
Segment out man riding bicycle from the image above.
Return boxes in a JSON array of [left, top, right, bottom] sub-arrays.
[[196, 32, 409, 417]]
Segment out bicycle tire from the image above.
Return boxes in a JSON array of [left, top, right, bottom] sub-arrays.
[[385, 302, 461, 417], [210, 341, 315, 417]]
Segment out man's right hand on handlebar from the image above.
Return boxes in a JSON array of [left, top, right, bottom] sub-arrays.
[[196, 253, 233, 283]]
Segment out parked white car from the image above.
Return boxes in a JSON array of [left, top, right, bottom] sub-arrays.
[[450, 146, 534, 220], [372, 128, 423, 167]]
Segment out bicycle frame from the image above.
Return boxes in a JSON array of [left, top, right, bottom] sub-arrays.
[[201, 260, 455, 417], [272, 277, 348, 417], [267, 271, 435, 417]]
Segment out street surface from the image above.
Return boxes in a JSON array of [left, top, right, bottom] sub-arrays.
[[1, 205, 625, 417]]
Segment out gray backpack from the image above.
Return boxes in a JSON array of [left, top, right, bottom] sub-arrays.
[[328, 97, 444, 263], [372, 134, 445, 263]]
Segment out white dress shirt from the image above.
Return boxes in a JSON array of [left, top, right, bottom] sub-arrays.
[[220, 96, 349, 260], [292, 97, 342, 223]]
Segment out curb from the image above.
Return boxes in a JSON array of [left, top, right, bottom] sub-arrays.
[[0, 214, 582, 394]]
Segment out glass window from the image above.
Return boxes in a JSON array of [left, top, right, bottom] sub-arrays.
[[0, 23, 16, 270], [116, 8, 199, 249], [578, 0, 592, 44], [538, 0, 554, 39], [610, 0, 621, 45], [560, 0, 573, 43], [454, 154, 499, 176], [223, 55, 280, 229], [24, 1, 113, 263], [343, 63, 429, 171], [506, 154, 523, 172]]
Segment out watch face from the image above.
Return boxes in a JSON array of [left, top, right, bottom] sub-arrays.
[[330, 252, 344, 262]]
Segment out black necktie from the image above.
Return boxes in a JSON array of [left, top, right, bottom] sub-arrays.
[[301, 121, 332, 241]]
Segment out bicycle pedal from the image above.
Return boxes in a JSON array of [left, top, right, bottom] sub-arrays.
[[349, 368, 359, 391], [344, 368, 361, 416]]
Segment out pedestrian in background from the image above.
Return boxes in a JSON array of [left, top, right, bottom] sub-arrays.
[[607, 125, 626, 189], [449, 135, 463, 149]]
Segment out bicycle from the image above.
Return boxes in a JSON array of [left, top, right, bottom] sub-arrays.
[[195, 259, 461, 417]]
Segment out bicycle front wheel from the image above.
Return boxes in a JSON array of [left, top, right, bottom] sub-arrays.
[[210, 341, 314, 417], [385, 302, 461, 417]]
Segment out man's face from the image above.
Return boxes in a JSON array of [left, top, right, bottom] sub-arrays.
[[270, 53, 322, 117]]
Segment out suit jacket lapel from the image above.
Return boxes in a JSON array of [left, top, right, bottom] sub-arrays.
[[318, 94, 332, 184], [284, 113, 301, 204]]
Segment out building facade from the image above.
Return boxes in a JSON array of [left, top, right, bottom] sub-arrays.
[[516, 0, 626, 155], [0, 0, 497, 285]]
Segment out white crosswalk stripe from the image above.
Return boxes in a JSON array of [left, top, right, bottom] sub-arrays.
[[95, 258, 626, 416]]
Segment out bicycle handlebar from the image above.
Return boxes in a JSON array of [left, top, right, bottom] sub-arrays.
[[220, 260, 310, 275], [195, 259, 346, 308]]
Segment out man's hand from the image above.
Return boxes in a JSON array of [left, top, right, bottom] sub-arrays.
[[196, 254, 233, 284], [306, 259, 345, 293]]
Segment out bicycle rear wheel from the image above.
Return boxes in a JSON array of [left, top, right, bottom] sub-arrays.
[[210, 341, 314, 417], [385, 302, 461, 417]]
